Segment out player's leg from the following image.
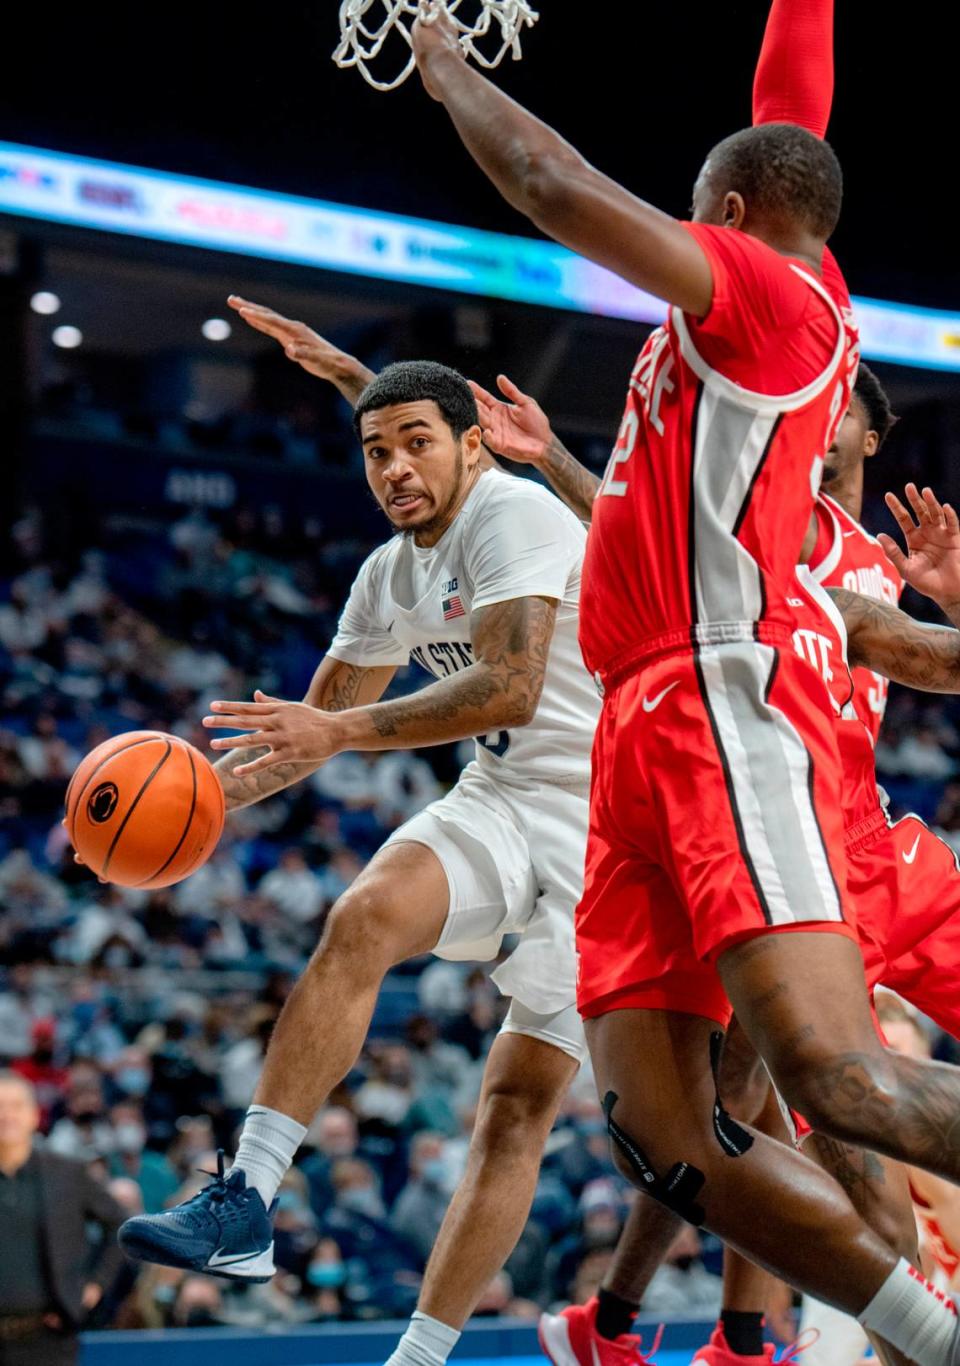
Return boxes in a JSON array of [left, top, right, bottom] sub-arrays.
[[118, 835, 450, 1276], [388, 1016, 580, 1366], [719, 929, 960, 1183], [584, 1006, 960, 1366]]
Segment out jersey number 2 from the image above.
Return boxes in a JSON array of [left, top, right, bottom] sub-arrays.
[[599, 410, 638, 497]]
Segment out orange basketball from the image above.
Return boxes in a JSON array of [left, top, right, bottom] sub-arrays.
[[65, 731, 225, 889]]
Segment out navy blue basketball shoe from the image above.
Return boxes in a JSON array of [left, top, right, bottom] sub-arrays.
[[118, 1151, 276, 1281]]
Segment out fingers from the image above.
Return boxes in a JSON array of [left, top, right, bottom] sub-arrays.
[[467, 379, 501, 410], [905, 481, 934, 525], [496, 373, 527, 405], [885, 489, 918, 537], [233, 750, 281, 778], [946, 503, 960, 535], [208, 731, 270, 751], [253, 690, 282, 703], [877, 531, 909, 574], [920, 484, 947, 528], [208, 699, 274, 715]]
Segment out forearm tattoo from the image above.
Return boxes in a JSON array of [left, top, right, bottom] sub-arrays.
[[541, 436, 600, 522], [368, 596, 556, 740], [808, 1132, 887, 1211], [831, 587, 960, 691], [216, 662, 372, 810]]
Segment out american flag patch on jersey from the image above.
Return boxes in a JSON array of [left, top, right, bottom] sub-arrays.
[[442, 594, 465, 621]]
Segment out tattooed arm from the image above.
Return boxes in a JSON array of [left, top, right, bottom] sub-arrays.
[[215, 656, 396, 809], [832, 589, 960, 693], [204, 594, 558, 776]]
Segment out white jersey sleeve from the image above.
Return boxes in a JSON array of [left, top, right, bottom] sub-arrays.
[[327, 550, 410, 668], [463, 485, 581, 610]]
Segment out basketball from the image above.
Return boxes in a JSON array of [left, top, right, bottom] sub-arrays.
[[65, 731, 225, 889]]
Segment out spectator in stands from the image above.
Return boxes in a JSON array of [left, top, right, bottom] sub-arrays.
[[0, 1072, 125, 1365], [259, 848, 325, 924], [390, 1131, 451, 1264], [10, 1019, 67, 1131], [106, 1102, 179, 1213]]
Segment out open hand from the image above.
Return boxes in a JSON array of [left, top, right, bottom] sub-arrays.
[[411, 3, 465, 100], [879, 483, 960, 610], [203, 691, 344, 775], [227, 296, 368, 385], [468, 374, 553, 466]]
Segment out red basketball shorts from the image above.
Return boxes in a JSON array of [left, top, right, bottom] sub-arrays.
[[852, 813, 960, 1038], [576, 640, 856, 1026]]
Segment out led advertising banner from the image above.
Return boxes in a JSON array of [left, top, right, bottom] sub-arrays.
[[2, 141, 960, 371]]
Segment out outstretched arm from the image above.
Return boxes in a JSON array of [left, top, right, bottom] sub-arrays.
[[468, 375, 599, 522], [204, 594, 558, 775], [228, 295, 375, 407], [214, 655, 396, 808], [833, 591, 960, 694], [832, 483, 960, 693], [410, 14, 712, 316], [752, 0, 834, 137]]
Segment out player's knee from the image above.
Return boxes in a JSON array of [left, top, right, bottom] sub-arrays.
[[771, 1045, 894, 1139], [318, 879, 409, 971], [471, 1080, 557, 1164]]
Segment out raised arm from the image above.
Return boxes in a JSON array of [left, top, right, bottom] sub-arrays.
[[204, 593, 558, 776], [468, 375, 599, 522], [409, 14, 712, 316], [215, 654, 396, 808], [831, 483, 960, 693], [228, 295, 375, 407], [752, 0, 834, 137]]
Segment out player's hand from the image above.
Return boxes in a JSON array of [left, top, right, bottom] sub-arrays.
[[879, 483, 960, 610], [468, 375, 553, 466], [203, 691, 344, 774], [412, 4, 465, 100], [227, 296, 368, 386]]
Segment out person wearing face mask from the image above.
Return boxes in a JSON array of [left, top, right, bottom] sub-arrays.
[[106, 1104, 178, 1214], [391, 1133, 453, 1266], [321, 1158, 421, 1317], [0, 1072, 125, 1365], [303, 1238, 348, 1322], [10, 1021, 67, 1133]]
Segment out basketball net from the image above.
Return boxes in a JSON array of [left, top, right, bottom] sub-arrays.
[[333, 0, 539, 92]]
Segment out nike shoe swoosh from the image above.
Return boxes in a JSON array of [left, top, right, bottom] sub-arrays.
[[642, 681, 679, 713], [902, 834, 921, 865], [207, 1249, 263, 1268]]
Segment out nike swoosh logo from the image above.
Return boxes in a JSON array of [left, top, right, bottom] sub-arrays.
[[207, 1249, 259, 1267], [902, 834, 921, 865], [591, 1340, 603, 1366], [842, 531, 857, 538], [642, 681, 678, 713]]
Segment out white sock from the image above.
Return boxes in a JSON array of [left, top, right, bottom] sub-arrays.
[[385, 1312, 461, 1366], [230, 1104, 307, 1208], [858, 1258, 959, 1366]]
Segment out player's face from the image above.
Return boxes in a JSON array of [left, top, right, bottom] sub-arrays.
[[360, 400, 482, 544], [822, 395, 878, 486]]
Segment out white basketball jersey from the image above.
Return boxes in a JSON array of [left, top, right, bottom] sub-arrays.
[[328, 469, 599, 784]]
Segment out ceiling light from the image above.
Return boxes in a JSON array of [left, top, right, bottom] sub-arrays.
[[202, 318, 231, 342], [30, 291, 61, 316], [52, 325, 83, 349]]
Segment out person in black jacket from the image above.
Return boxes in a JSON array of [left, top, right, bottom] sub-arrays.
[[0, 1071, 126, 1366]]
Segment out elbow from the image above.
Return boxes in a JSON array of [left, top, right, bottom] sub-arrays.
[[511, 147, 578, 224], [501, 685, 544, 730]]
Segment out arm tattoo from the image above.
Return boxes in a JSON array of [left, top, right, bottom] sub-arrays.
[[808, 1132, 887, 1209], [367, 596, 556, 741], [830, 587, 960, 692], [540, 436, 600, 523], [217, 661, 380, 810]]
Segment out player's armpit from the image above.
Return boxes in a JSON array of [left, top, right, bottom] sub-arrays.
[[215, 657, 396, 809], [832, 588, 960, 693]]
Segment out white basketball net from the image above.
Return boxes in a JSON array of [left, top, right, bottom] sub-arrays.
[[334, 0, 540, 92]]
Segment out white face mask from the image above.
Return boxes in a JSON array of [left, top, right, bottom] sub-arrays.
[[113, 1123, 146, 1154]]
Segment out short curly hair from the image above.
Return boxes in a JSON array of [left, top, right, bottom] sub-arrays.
[[703, 123, 843, 239], [354, 361, 478, 440]]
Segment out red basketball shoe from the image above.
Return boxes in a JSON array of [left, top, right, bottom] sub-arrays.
[[538, 1297, 663, 1366], [691, 1325, 818, 1366]]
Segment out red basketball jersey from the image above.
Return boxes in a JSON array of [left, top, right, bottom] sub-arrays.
[[807, 492, 903, 742], [580, 224, 859, 685]]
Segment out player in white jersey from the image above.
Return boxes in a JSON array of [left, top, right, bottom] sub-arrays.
[[118, 354, 601, 1366]]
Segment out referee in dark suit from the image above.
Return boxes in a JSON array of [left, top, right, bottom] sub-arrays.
[[0, 1071, 126, 1366]]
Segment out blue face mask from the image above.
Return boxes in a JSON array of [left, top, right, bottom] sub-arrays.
[[338, 1186, 383, 1219], [421, 1158, 448, 1189], [117, 1068, 150, 1096], [307, 1262, 346, 1288]]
